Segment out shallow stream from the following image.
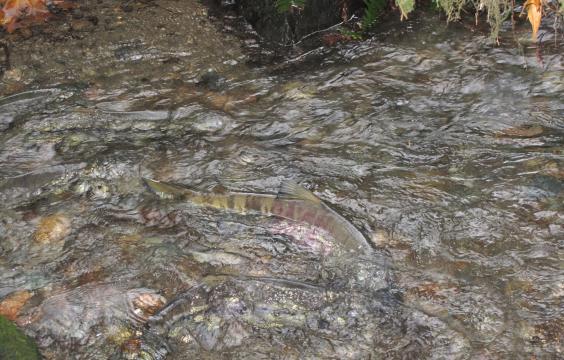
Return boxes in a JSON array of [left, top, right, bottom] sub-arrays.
[[0, 2, 562, 359]]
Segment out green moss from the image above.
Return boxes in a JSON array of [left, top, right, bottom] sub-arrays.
[[0, 315, 40, 360]]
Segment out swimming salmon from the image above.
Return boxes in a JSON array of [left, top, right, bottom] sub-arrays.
[[143, 178, 371, 254]]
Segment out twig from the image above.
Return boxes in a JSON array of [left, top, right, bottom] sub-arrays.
[[511, 0, 515, 29], [536, 32, 545, 68], [282, 14, 358, 47], [0, 41, 10, 76]]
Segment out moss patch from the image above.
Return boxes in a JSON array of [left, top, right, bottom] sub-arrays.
[[0, 315, 40, 360]]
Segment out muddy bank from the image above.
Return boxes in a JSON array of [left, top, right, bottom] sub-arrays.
[[0, 0, 246, 95]]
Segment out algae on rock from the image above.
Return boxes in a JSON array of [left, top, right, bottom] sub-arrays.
[[0, 315, 40, 360]]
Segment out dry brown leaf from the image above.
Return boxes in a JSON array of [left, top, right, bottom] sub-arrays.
[[0, 0, 49, 32], [0, 0, 73, 32], [524, 0, 543, 41]]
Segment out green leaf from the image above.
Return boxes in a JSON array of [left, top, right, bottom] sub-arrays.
[[275, 0, 305, 13], [396, 0, 415, 20], [362, 0, 386, 29]]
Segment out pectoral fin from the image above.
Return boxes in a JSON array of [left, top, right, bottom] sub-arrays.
[[278, 181, 322, 205]]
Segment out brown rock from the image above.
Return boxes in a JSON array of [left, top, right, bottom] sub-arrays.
[[499, 125, 544, 138], [121, 338, 141, 354], [132, 293, 166, 317], [70, 19, 94, 32], [0, 290, 33, 321], [33, 214, 71, 244], [542, 162, 564, 180]]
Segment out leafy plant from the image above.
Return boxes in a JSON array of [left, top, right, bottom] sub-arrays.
[[433, 0, 466, 21], [396, 0, 415, 20], [362, 0, 386, 29], [275, 0, 306, 13]]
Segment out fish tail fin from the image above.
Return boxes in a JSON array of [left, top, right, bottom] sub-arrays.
[[142, 178, 193, 199]]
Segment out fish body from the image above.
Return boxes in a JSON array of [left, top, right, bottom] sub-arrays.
[[143, 178, 370, 254]]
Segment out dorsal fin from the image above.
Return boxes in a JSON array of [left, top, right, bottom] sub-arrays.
[[278, 181, 322, 204], [210, 183, 228, 194]]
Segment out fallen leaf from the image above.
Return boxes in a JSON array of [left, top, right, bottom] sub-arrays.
[[0, 0, 72, 32], [396, 0, 414, 20], [0, 0, 49, 32], [524, 0, 543, 41]]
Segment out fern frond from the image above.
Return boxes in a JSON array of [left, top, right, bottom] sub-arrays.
[[275, 0, 306, 13], [362, 0, 386, 29]]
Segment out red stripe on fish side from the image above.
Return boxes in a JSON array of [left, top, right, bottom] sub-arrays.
[[271, 200, 285, 217], [285, 202, 296, 219], [271, 201, 295, 219], [300, 208, 316, 224]]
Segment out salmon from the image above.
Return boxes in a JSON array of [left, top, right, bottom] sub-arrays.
[[143, 178, 371, 254]]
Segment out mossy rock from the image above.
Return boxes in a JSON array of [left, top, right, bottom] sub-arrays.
[[0, 315, 40, 360]]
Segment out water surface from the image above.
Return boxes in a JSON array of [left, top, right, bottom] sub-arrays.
[[0, 9, 562, 359]]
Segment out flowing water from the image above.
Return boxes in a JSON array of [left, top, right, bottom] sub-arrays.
[[0, 3, 562, 359]]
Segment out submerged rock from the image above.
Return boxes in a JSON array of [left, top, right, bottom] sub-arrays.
[[0, 290, 32, 321], [498, 124, 544, 138], [33, 214, 71, 245], [189, 250, 247, 266], [22, 284, 166, 352], [197, 68, 227, 91], [139, 274, 416, 358]]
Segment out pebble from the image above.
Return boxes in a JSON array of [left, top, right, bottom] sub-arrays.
[[70, 19, 94, 32], [33, 214, 71, 244], [131, 292, 166, 318]]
